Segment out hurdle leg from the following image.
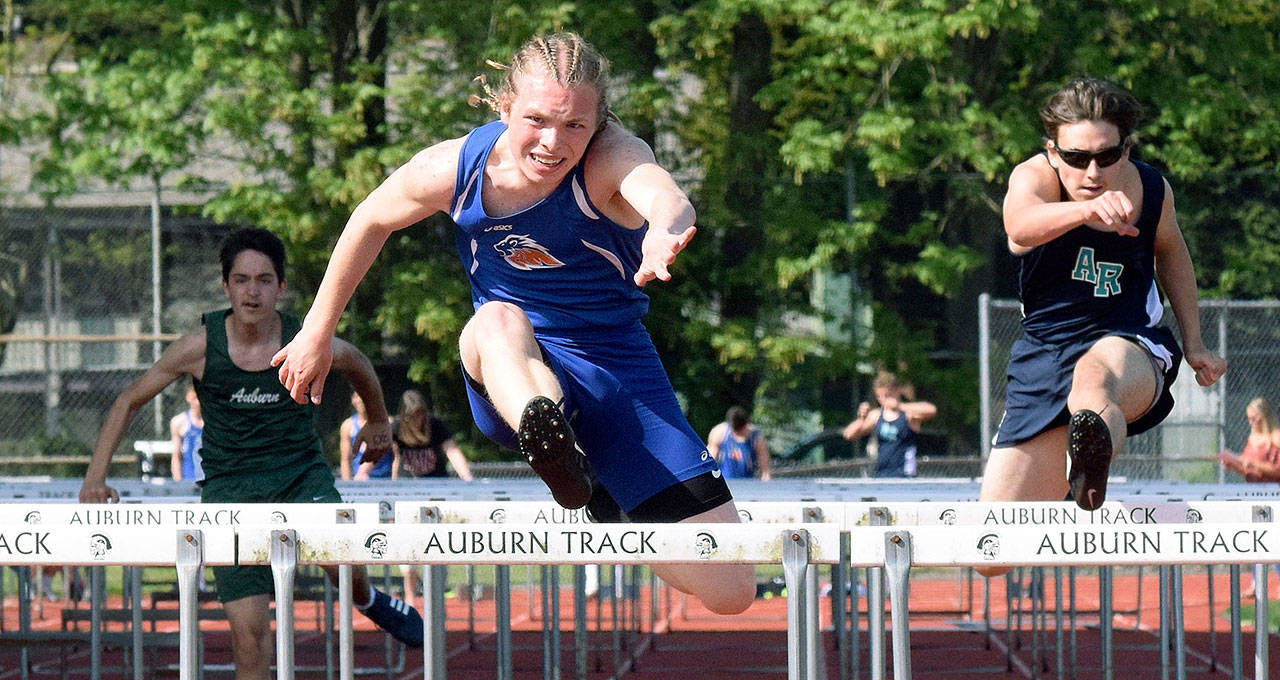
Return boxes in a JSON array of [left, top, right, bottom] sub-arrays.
[[868, 566, 884, 680], [783, 529, 814, 680], [833, 535, 849, 680], [1054, 567, 1064, 680], [1229, 565, 1242, 680], [574, 565, 588, 680], [176, 530, 204, 680], [1254, 563, 1268, 680], [1159, 565, 1170, 679], [496, 566, 513, 680], [1173, 565, 1186, 680], [1100, 566, 1113, 680], [883, 532, 912, 680], [422, 565, 446, 680], [271, 529, 298, 680]]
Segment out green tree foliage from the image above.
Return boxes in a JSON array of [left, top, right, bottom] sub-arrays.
[[10, 1, 1280, 454]]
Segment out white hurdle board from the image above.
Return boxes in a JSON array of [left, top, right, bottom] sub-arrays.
[[0, 526, 235, 566], [0, 502, 381, 527], [871, 521, 1280, 568], [235, 523, 844, 566], [392, 500, 844, 526], [843, 499, 1272, 528]]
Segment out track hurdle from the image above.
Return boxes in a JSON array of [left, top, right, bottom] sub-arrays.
[[0, 524, 235, 680], [843, 503, 1278, 680], [239, 522, 843, 680], [0, 502, 378, 680], [394, 499, 845, 680]]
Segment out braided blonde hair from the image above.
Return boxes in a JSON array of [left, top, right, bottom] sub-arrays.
[[472, 32, 614, 132]]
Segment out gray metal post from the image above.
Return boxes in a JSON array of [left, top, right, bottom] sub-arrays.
[[177, 530, 204, 680], [337, 509, 355, 680], [1100, 567, 1113, 680], [1254, 504, 1271, 680], [979, 292, 992, 459], [91, 566, 102, 680], [782, 529, 813, 680], [574, 566, 587, 680], [884, 532, 912, 680], [418, 507, 446, 680], [551, 567, 562, 678], [803, 507, 823, 678], [1229, 566, 1242, 680], [868, 507, 888, 680], [835, 532, 850, 680], [271, 529, 298, 680], [131, 565, 144, 680], [1173, 566, 1185, 680], [1159, 565, 1170, 679], [1054, 567, 1064, 680], [496, 566, 512, 680]]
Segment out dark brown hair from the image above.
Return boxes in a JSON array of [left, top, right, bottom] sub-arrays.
[[1039, 78, 1143, 143]]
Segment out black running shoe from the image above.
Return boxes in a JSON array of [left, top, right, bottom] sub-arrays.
[[518, 396, 592, 509], [362, 589, 424, 648], [585, 476, 625, 524], [1067, 409, 1113, 511]]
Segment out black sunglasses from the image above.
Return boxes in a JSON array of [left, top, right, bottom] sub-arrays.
[[1052, 140, 1128, 169]]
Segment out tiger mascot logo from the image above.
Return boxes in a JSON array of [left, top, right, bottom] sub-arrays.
[[494, 234, 565, 271]]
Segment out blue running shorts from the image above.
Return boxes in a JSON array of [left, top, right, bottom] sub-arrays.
[[464, 323, 718, 513]]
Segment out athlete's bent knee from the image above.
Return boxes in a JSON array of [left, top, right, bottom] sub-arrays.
[[699, 568, 755, 615]]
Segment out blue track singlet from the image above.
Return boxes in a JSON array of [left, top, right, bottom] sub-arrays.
[[179, 411, 204, 481], [449, 121, 720, 512], [715, 425, 759, 479]]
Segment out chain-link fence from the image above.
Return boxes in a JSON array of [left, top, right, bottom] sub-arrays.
[[980, 294, 1280, 483], [0, 201, 233, 476]]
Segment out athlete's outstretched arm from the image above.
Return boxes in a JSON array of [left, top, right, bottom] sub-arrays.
[[274, 139, 463, 404], [82, 332, 205, 502], [1152, 180, 1226, 387], [594, 131, 697, 287]]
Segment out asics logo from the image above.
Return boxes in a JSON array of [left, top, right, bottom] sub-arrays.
[[494, 234, 565, 271]]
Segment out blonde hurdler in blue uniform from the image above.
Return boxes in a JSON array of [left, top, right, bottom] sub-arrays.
[[273, 32, 755, 616]]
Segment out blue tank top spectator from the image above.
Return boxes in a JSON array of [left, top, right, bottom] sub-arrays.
[[169, 382, 204, 482], [341, 391, 394, 479], [843, 372, 937, 478], [706, 406, 772, 481]]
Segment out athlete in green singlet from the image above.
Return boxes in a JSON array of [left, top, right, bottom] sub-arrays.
[[80, 229, 423, 680]]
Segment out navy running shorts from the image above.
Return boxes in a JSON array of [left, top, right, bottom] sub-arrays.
[[993, 326, 1182, 448]]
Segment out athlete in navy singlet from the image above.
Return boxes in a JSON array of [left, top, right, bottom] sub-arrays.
[[843, 372, 936, 478], [978, 79, 1225, 567], [274, 32, 755, 616]]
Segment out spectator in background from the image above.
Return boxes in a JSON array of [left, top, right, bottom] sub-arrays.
[[1218, 397, 1280, 481], [392, 389, 474, 481], [842, 371, 937, 478], [1218, 397, 1280, 598], [706, 406, 772, 481], [340, 391, 393, 480], [169, 380, 205, 482], [392, 389, 473, 610]]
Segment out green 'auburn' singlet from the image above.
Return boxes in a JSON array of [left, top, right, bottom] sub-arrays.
[[194, 309, 324, 483]]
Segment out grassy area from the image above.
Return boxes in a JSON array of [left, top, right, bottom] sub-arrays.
[[1237, 599, 1280, 634]]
